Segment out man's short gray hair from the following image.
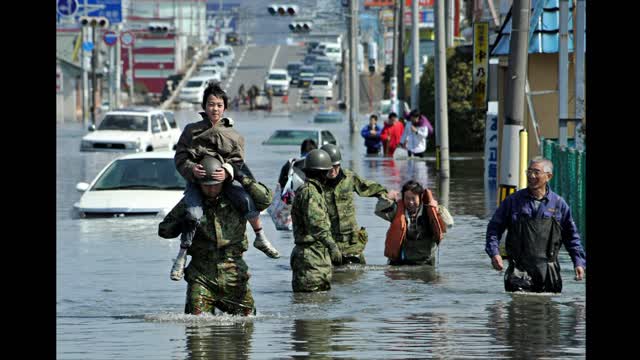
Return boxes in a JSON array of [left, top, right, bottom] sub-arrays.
[[529, 156, 553, 174]]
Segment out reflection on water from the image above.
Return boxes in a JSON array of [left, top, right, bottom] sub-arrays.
[[186, 322, 254, 360], [289, 318, 356, 360], [384, 265, 439, 284]]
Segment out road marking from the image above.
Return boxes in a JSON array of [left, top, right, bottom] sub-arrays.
[[224, 43, 250, 91], [269, 45, 281, 72]]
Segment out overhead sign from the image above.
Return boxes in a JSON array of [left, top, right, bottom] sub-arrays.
[[364, 0, 433, 8], [57, 0, 78, 17], [56, 0, 122, 25], [103, 31, 117, 46], [120, 31, 134, 47], [473, 22, 489, 110]]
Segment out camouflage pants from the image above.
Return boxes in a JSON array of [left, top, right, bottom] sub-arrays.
[[335, 227, 368, 265], [290, 241, 332, 292], [184, 256, 255, 316]]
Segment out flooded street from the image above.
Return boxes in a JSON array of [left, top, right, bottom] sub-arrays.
[[57, 109, 585, 359]]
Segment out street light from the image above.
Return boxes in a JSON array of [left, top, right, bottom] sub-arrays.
[[289, 21, 313, 33]]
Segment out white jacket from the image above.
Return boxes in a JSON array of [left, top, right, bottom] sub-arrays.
[[400, 124, 429, 153]]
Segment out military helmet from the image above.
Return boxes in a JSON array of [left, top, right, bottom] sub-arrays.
[[304, 149, 333, 171], [320, 143, 341, 165], [199, 155, 224, 185]]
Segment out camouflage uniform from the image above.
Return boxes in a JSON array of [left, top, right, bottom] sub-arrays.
[[158, 177, 272, 315], [323, 168, 387, 264], [290, 178, 339, 292]]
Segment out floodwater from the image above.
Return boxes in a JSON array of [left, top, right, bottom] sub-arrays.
[[57, 109, 586, 359]]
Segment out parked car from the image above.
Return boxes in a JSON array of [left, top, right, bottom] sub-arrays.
[[262, 128, 338, 147], [179, 75, 219, 103], [314, 63, 338, 82], [80, 108, 175, 152], [264, 69, 290, 96], [309, 77, 333, 100], [73, 151, 185, 218], [195, 65, 222, 82], [162, 110, 181, 150], [322, 42, 342, 64], [313, 112, 343, 123]]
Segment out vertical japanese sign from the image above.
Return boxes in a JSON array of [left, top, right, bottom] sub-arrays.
[[484, 101, 499, 211], [473, 21, 489, 110]]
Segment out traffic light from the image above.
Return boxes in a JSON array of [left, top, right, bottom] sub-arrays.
[[148, 24, 170, 33], [79, 16, 110, 28], [289, 21, 312, 33], [267, 4, 298, 16]]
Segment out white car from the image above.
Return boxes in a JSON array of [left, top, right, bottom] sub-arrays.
[[264, 69, 290, 96], [322, 42, 342, 64], [179, 75, 219, 103], [195, 65, 223, 82], [162, 110, 181, 150], [80, 108, 175, 152], [73, 151, 185, 218], [309, 77, 333, 100], [262, 128, 339, 148], [210, 46, 235, 64]]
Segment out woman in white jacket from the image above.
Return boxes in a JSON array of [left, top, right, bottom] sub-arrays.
[[400, 110, 429, 157]]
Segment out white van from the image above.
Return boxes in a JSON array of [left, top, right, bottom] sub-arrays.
[[322, 43, 342, 64], [179, 75, 219, 104]]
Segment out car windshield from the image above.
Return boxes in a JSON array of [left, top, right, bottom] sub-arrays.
[[98, 115, 148, 131], [269, 74, 287, 80], [300, 72, 314, 78], [185, 80, 203, 88], [92, 158, 186, 191], [264, 130, 318, 145], [312, 79, 329, 86], [287, 64, 301, 72], [314, 113, 341, 122]]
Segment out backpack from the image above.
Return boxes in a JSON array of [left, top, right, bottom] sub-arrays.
[[281, 158, 306, 204]]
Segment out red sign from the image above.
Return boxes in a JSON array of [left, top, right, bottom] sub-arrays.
[[103, 31, 118, 46], [364, 0, 433, 7]]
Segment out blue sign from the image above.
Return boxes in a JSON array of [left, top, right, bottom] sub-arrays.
[[57, 0, 78, 17], [56, 0, 122, 25], [103, 31, 117, 46], [82, 41, 94, 51]]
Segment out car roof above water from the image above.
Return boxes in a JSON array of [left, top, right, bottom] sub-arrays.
[[116, 151, 176, 161]]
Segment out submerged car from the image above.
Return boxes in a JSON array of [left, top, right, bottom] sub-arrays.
[[313, 112, 343, 123], [73, 151, 185, 218], [80, 108, 176, 152], [262, 128, 338, 147]]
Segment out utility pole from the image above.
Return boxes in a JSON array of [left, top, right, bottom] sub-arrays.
[[446, 0, 454, 47], [391, 0, 399, 115], [435, 0, 450, 178], [348, 0, 359, 134], [574, 0, 585, 150], [411, 0, 420, 110], [82, 26, 89, 127], [499, 0, 530, 201], [91, 23, 98, 126], [81, 0, 89, 127], [128, 45, 134, 105], [115, 24, 121, 109], [398, 0, 406, 104], [558, 0, 569, 147]]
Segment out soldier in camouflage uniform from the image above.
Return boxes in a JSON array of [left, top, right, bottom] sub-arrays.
[[158, 155, 273, 315], [290, 149, 343, 292], [319, 144, 393, 264]]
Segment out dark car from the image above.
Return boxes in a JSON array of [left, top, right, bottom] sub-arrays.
[[286, 61, 303, 85], [225, 32, 242, 45], [160, 73, 184, 102], [298, 66, 315, 88]]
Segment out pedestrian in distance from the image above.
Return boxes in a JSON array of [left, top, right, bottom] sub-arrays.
[[399, 109, 429, 157], [380, 112, 405, 157], [375, 180, 453, 266], [360, 114, 383, 155], [159, 155, 273, 316], [290, 149, 343, 292], [320, 143, 391, 264], [170, 83, 280, 281], [238, 84, 246, 105], [485, 157, 586, 293]]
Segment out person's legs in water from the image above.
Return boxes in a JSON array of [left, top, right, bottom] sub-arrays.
[[225, 181, 280, 258], [170, 181, 204, 280]]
